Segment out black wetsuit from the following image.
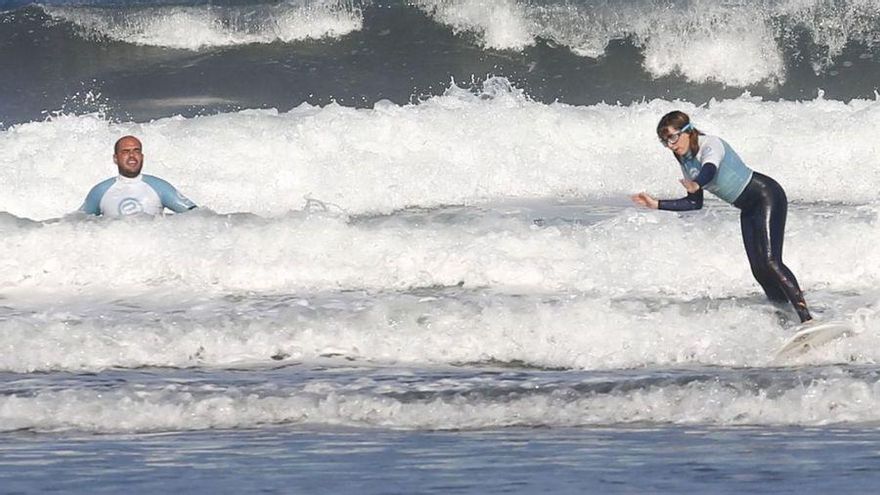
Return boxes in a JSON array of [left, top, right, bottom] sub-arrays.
[[659, 171, 812, 323], [733, 173, 811, 322]]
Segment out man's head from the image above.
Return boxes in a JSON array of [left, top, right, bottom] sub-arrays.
[[113, 135, 144, 178]]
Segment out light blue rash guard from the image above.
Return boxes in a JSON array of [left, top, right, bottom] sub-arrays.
[[80, 174, 197, 217], [678, 135, 754, 204]]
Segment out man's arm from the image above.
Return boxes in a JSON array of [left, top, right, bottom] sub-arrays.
[[143, 175, 197, 213]]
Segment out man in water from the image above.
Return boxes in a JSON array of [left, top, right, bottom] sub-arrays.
[[80, 135, 197, 217]]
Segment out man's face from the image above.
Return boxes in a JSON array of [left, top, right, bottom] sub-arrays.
[[114, 137, 143, 178]]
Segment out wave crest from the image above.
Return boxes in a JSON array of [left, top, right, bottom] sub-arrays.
[[416, 0, 880, 87], [44, 0, 363, 49]]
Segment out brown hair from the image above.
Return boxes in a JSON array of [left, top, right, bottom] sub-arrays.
[[657, 110, 702, 156]]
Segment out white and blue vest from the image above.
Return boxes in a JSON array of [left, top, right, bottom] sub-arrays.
[[678, 135, 753, 204], [80, 174, 196, 217]]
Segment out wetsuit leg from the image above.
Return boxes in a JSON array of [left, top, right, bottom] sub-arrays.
[[735, 173, 812, 322], [740, 207, 789, 302]]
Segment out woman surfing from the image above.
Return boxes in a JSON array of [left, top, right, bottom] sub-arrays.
[[632, 110, 812, 324]]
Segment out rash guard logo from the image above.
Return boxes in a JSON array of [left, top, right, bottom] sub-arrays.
[[118, 197, 144, 216]]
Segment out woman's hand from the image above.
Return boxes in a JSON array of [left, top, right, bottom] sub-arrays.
[[631, 192, 659, 209], [679, 179, 700, 194]]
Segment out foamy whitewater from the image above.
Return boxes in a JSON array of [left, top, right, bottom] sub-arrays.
[[2, 0, 880, 493]]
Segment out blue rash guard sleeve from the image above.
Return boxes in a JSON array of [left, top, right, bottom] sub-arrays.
[[142, 175, 197, 213], [79, 177, 116, 215], [658, 189, 704, 211]]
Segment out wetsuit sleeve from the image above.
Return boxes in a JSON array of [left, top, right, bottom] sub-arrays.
[[657, 189, 704, 211], [143, 175, 197, 213], [694, 163, 717, 187], [78, 178, 115, 216]]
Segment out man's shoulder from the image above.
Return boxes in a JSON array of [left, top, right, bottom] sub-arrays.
[[80, 176, 118, 214], [141, 174, 175, 188], [87, 176, 118, 196]]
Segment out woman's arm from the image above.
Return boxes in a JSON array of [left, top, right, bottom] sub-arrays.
[[656, 161, 715, 210], [632, 192, 659, 209], [631, 187, 704, 211], [657, 189, 704, 211]]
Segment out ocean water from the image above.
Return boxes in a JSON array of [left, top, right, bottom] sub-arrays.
[[2, 0, 880, 493]]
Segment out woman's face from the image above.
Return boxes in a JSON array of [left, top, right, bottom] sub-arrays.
[[659, 125, 691, 157]]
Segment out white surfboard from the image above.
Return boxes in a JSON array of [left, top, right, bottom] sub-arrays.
[[775, 320, 854, 360]]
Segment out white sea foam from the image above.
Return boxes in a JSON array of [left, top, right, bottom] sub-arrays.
[[2, 82, 878, 378], [0, 202, 878, 373], [0, 200, 877, 297], [2, 288, 878, 373], [413, 0, 535, 50], [4, 371, 880, 433], [1, 80, 879, 220], [44, 0, 363, 50]]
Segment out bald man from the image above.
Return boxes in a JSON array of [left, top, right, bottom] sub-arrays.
[[80, 136, 197, 217]]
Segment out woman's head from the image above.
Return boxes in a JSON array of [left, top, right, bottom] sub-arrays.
[[657, 110, 700, 157]]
